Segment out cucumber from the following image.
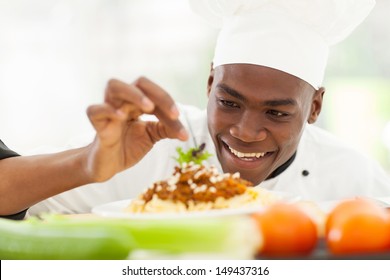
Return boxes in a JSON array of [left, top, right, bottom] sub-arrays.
[[0, 214, 261, 259], [47, 215, 261, 257], [0, 217, 134, 260]]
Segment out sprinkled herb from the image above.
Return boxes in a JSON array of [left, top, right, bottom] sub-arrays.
[[174, 143, 212, 166]]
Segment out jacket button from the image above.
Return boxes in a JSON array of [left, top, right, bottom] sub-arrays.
[[302, 170, 309, 176]]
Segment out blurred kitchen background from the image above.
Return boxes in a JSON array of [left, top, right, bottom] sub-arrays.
[[0, 0, 389, 174]]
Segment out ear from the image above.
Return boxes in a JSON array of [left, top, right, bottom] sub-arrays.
[[207, 63, 214, 98], [307, 87, 325, 124]]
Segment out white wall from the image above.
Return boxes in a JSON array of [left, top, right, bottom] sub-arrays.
[[0, 0, 214, 154]]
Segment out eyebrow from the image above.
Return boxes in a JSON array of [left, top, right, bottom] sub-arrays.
[[216, 83, 297, 107], [216, 83, 247, 102], [263, 98, 297, 107]]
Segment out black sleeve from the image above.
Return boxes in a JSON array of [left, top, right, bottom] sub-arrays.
[[0, 139, 27, 220], [1, 209, 28, 220], [0, 139, 20, 159]]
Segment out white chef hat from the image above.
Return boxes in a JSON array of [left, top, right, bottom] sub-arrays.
[[189, 0, 375, 89]]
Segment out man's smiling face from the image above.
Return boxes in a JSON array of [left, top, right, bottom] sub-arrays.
[[206, 64, 324, 185]]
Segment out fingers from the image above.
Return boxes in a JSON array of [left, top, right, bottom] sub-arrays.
[[133, 77, 188, 140], [152, 107, 188, 141], [134, 77, 179, 120], [105, 77, 188, 141], [145, 121, 188, 142], [119, 103, 143, 121], [106, 77, 179, 120], [105, 79, 155, 113], [86, 104, 125, 134]]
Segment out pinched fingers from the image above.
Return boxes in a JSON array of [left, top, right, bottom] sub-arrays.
[[105, 78, 155, 113], [134, 77, 179, 120], [134, 77, 188, 140], [104, 77, 188, 141], [145, 121, 188, 143], [119, 102, 143, 121], [86, 103, 125, 133], [106, 77, 188, 140], [105, 77, 180, 121], [151, 107, 188, 141]]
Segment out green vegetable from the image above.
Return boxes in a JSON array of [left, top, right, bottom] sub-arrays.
[[0, 217, 134, 260], [174, 143, 212, 166], [0, 214, 261, 259], [45, 215, 261, 259], [117, 217, 261, 258]]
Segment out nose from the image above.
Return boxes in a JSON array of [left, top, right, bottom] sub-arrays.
[[229, 113, 267, 142]]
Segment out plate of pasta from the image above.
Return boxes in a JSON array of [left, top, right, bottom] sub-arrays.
[[92, 145, 299, 219]]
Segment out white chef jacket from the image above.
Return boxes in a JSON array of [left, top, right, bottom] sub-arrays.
[[28, 104, 390, 216]]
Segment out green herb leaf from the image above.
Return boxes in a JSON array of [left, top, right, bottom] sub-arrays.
[[174, 143, 212, 166]]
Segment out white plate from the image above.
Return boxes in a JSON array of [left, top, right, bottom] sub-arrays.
[[91, 191, 300, 219]]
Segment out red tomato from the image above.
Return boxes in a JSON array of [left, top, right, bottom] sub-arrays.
[[252, 202, 318, 257], [326, 198, 390, 255]]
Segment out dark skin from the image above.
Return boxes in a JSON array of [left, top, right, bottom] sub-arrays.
[[206, 64, 325, 185]]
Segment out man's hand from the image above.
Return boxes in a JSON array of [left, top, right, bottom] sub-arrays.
[[84, 77, 188, 182]]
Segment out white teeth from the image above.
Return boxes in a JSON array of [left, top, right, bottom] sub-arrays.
[[228, 146, 265, 158]]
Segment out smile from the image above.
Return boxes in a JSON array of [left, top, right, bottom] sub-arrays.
[[227, 145, 267, 159]]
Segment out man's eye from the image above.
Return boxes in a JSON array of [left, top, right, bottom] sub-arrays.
[[219, 99, 239, 108], [267, 110, 288, 117]]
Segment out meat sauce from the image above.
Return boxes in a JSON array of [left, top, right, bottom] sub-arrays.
[[142, 163, 253, 206]]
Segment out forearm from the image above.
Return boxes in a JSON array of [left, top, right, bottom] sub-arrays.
[[0, 147, 93, 215]]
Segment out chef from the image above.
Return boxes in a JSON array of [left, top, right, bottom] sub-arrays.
[[1, 0, 389, 217]]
